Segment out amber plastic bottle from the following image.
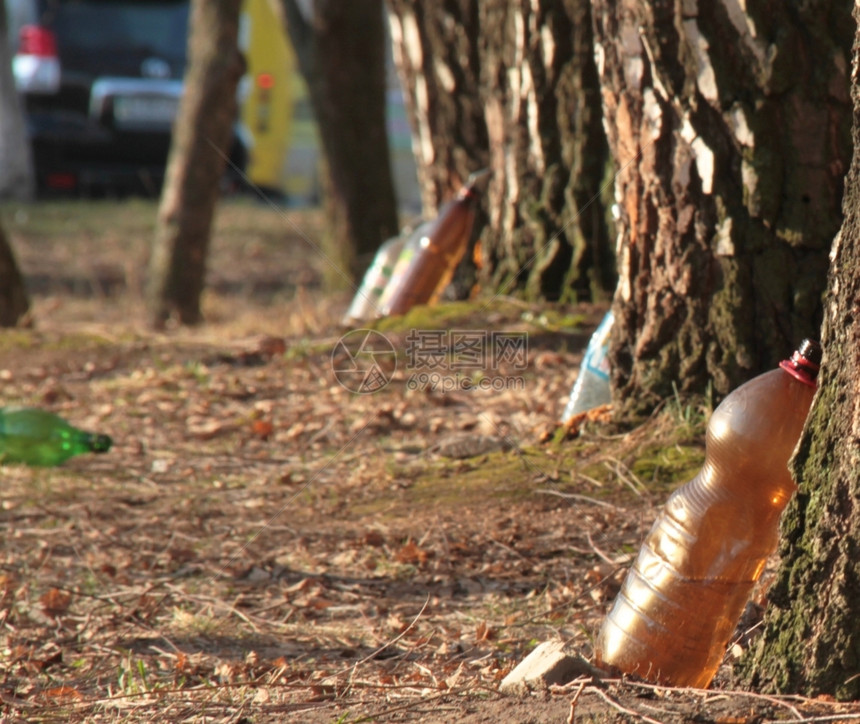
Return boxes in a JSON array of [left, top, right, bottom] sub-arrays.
[[380, 170, 488, 317], [595, 340, 821, 688], [0, 406, 112, 467]]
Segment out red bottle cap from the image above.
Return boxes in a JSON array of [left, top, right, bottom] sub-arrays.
[[779, 338, 821, 388]]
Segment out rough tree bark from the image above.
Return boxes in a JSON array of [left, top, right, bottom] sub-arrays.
[[386, 0, 488, 212], [276, 0, 399, 284], [0, 223, 30, 327], [592, 0, 852, 417], [386, 0, 613, 302], [739, 4, 860, 699], [0, 0, 35, 201], [147, 0, 244, 327], [480, 0, 614, 301], [386, 0, 488, 298]]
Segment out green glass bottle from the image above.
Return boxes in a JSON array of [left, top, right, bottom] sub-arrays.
[[0, 406, 113, 466]]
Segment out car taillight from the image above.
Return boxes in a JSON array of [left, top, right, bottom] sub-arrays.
[[13, 25, 61, 94], [46, 172, 77, 190], [19, 25, 58, 57]]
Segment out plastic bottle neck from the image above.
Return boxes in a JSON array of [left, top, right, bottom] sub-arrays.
[[457, 168, 490, 201]]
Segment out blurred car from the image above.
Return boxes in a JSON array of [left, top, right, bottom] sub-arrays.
[[5, 0, 248, 196]]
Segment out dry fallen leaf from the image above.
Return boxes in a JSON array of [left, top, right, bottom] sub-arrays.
[[41, 686, 82, 702], [394, 541, 432, 565], [363, 530, 385, 547], [474, 620, 496, 642], [559, 403, 614, 439], [256, 336, 287, 358], [187, 417, 231, 440], [40, 588, 71, 617], [251, 418, 274, 440]]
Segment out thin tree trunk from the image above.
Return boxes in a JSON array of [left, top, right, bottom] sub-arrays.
[[147, 0, 243, 328], [279, 0, 399, 285], [0, 0, 35, 201], [0, 223, 30, 327], [592, 0, 852, 417], [739, 5, 860, 699]]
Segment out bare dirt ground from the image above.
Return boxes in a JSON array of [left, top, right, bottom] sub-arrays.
[[2, 199, 859, 723]]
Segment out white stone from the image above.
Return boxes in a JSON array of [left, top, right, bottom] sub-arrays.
[[499, 641, 595, 696]]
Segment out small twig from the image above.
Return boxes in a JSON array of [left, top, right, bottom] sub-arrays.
[[771, 716, 860, 723], [512, 566, 626, 627], [489, 537, 531, 563], [605, 458, 647, 495], [587, 531, 631, 567], [163, 584, 262, 633], [347, 691, 469, 724], [331, 595, 431, 684], [536, 488, 622, 511], [567, 679, 587, 724], [574, 471, 607, 488], [624, 679, 809, 720], [591, 685, 667, 724]]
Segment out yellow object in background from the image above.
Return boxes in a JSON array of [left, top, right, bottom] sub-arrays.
[[282, 70, 322, 204], [238, 0, 418, 208], [239, 0, 293, 195]]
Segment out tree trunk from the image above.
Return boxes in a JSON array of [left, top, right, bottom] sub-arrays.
[[386, 0, 488, 299], [592, 0, 852, 417], [278, 0, 399, 285], [0, 0, 35, 201], [739, 6, 860, 699], [0, 223, 30, 327], [386, 0, 613, 303], [147, 0, 244, 328], [480, 0, 614, 302], [386, 0, 488, 212]]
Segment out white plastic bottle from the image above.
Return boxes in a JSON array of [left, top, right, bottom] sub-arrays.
[[562, 311, 613, 422], [342, 234, 408, 325]]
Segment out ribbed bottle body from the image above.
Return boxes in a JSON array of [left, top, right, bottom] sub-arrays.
[[0, 407, 112, 466], [595, 366, 816, 687]]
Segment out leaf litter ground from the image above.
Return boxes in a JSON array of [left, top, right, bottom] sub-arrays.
[[1, 199, 858, 723]]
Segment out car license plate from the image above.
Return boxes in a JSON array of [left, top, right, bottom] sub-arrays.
[[113, 95, 179, 128]]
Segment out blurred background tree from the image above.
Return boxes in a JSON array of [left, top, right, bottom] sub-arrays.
[[147, 0, 245, 327], [0, 0, 34, 201], [0, 222, 29, 327], [0, 1, 31, 325], [275, 0, 400, 286]]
